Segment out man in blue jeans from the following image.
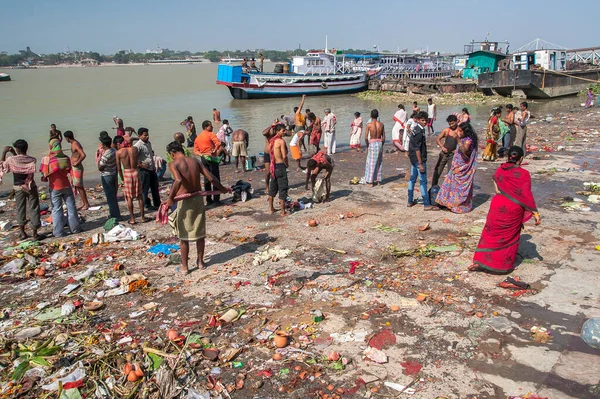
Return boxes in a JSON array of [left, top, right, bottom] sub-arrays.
[[40, 138, 83, 237], [98, 135, 121, 221], [407, 111, 438, 211]]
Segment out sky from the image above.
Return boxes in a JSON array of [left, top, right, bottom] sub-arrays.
[[1, 0, 598, 55]]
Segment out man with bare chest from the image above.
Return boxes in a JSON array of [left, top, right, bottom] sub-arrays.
[[362, 109, 385, 186], [231, 129, 249, 173], [49, 124, 62, 142], [268, 124, 289, 216], [165, 141, 229, 273], [213, 108, 221, 124], [64, 131, 90, 210], [115, 136, 145, 224]]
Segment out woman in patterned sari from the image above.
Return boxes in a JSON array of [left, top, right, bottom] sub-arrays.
[[469, 146, 541, 273], [435, 122, 478, 213]]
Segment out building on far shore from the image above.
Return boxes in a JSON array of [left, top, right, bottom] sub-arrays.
[[81, 58, 100, 66]]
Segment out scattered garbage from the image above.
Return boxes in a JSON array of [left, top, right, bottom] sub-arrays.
[[252, 245, 291, 266], [485, 317, 517, 334], [1, 258, 25, 274], [530, 326, 552, 344], [401, 360, 423, 376], [387, 244, 461, 258], [364, 347, 387, 363], [384, 381, 417, 394], [14, 326, 43, 340], [147, 243, 179, 256]]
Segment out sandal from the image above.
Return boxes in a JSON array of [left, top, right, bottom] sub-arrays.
[[499, 277, 530, 290], [424, 206, 439, 211]]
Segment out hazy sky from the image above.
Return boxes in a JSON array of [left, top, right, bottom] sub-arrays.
[[1, 0, 597, 54]]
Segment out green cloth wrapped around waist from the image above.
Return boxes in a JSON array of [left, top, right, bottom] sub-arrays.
[[201, 154, 222, 164]]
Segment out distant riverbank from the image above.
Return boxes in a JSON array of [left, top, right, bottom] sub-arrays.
[[6, 62, 217, 69]]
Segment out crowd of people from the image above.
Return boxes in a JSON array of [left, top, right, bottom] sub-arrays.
[[0, 95, 543, 276]]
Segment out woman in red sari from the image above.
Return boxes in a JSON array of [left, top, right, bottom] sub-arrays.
[[469, 146, 541, 273]]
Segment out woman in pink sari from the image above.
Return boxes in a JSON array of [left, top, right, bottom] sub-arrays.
[[435, 122, 478, 213], [469, 146, 541, 273], [349, 112, 363, 151]]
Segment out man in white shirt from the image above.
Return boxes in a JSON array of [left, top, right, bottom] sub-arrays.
[[426, 98, 437, 135], [322, 108, 337, 155]]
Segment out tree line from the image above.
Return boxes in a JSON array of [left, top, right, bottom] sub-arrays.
[[0, 48, 374, 67]]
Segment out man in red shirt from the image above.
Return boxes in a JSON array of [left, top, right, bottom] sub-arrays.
[[40, 139, 82, 237], [194, 120, 223, 205]]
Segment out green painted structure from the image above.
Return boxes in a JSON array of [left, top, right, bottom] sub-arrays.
[[462, 51, 507, 80]]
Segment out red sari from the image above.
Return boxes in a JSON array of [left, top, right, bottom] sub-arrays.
[[473, 163, 538, 273]]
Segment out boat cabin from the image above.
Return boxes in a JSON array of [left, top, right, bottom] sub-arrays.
[[292, 52, 336, 75], [462, 51, 508, 79], [462, 40, 509, 79], [512, 49, 567, 71]]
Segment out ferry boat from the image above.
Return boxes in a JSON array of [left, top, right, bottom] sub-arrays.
[[343, 52, 455, 80], [216, 52, 368, 99]]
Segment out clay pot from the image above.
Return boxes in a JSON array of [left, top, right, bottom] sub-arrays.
[[166, 329, 179, 341], [308, 220, 318, 227], [34, 267, 46, 277], [84, 301, 104, 311], [113, 263, 124, 271], [273, 331, 289, 348], [202, 347, 220, 361]]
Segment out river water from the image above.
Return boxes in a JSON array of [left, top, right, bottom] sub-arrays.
[[0, 63, 583, 178]]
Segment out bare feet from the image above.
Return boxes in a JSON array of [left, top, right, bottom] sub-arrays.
[[197, 259, 207, 269], [468, 264, 483, 272], [77, 205, 90, 211], [270, 208, 277, 214], [128, 219, 136, 225]]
